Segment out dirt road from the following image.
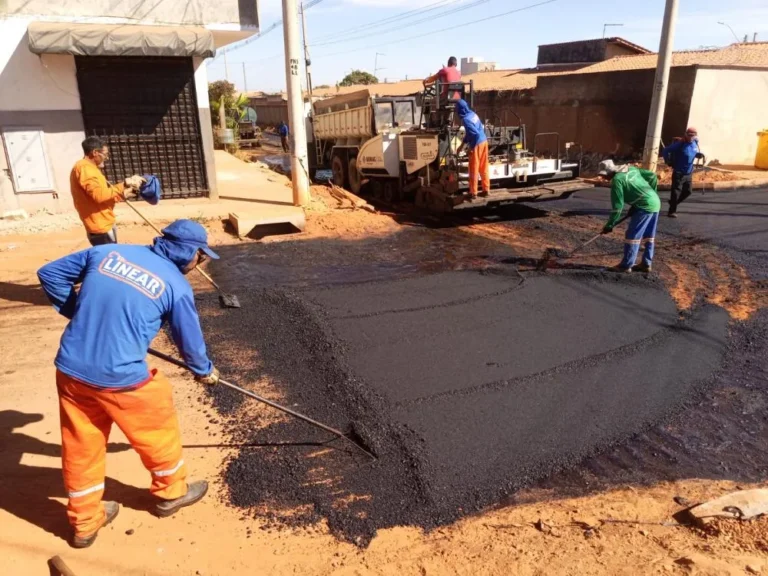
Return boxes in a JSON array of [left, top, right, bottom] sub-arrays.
[[2, 185, 768, 575]]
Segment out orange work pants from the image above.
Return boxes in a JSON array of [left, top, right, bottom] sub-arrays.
[[57, 369, 187, 537], [468, 141, 490, 195]]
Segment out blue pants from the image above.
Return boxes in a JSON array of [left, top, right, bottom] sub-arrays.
[[620, 209, 658, 269]]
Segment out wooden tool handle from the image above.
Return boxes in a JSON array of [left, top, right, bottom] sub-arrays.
[[122, 197, 220, 291], [49, 556, 78, 576]]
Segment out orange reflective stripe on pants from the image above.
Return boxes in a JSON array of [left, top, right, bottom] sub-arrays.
[[468, 141, 490, 195], [57, 368, 187, 537]]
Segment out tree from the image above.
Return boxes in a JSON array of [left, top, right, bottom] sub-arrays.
[[338, 70, 379, 87], [208, 80, 250, 130]]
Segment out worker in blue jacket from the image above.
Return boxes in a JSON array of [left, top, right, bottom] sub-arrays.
[[662, 127, 705, 218], [37, 219, 220, 548], [278, 121, 290, 153], [455, 99, 490, 200]]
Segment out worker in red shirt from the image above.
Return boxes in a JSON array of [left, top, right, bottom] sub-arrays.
[[424, 56, 462, 99]]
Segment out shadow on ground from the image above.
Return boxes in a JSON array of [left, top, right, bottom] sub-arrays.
[[0, 410, 152, 541]]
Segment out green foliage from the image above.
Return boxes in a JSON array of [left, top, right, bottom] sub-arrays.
[[338, 70, 379, 87], [208, 81, 250, 129]]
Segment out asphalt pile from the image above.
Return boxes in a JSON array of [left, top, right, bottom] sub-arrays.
[[196, 268, 729, 546]]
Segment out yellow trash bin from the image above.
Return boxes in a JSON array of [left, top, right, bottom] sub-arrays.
[[756, 130, 768, 169]]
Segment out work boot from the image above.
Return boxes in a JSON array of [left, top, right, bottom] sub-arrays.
[[465, 193, 477, 202], [155, 480, 208, 518], [72, 501, 120, 549], [633, 262, 653, 274], [610, 265, 632, 274], [478, 190, 490, 198], [668, 212, 678, 219]]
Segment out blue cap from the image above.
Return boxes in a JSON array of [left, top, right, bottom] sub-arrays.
[[160, 219, 220, 260]]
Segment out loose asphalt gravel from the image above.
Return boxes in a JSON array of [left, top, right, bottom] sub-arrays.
[[194, 186, 768, 545]]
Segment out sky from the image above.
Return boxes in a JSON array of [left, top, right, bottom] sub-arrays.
[[206, 0, 768, 93]]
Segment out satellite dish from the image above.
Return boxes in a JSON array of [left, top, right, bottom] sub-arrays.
[[244, 107, 258, 123]]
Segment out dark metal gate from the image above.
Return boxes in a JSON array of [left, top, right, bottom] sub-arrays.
[[76, 57, 209, 198]]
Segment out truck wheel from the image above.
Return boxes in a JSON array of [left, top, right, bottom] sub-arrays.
[[331, 154, 348, 189], [348, 157, 362, 195]]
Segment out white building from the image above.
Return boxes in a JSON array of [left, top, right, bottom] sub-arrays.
[[0, 0, 260, 215], [460, 57, 497, 76]]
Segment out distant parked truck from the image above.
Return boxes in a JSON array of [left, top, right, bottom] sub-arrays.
[[308, 84, 589, 212]]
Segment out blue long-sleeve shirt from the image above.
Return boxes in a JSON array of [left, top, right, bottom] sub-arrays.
[[37, 243, 213, 389], [662, 139, 701, 174], [455, 99, 487, 150]]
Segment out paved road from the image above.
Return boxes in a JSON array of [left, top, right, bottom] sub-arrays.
[[537, 186, 768, 256]]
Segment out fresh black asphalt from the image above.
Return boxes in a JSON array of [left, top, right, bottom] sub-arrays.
[[197, 186, 768, 545]]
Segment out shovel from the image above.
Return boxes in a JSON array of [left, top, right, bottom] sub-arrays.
[[539, 212, 631, 271], [148, 347, 376, 460], [122, 195, 241, 308]]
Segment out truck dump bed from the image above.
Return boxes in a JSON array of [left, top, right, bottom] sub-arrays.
[[312, 89, 373, 140]]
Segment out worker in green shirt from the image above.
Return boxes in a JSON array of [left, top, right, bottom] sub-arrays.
[[598, 159, 661, 273]]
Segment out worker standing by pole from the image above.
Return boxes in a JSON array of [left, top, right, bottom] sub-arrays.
[[282, 0, 311, 206], [641, 0, 679, 172]]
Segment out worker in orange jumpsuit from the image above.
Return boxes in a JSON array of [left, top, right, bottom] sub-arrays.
[[70, 136, 145, 246], [455, 99, 490, 200], [37, 219, 221, 548]]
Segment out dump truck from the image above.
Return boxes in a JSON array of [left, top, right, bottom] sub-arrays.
[[308, 83, 589, 212]]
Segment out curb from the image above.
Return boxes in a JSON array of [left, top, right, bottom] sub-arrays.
[[657, 179, 768, 192]]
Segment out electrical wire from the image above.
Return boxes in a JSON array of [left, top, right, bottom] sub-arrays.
[[311, 0, 494, 48], [310, 0, 460, 42], [213, 0, 330, 60], [313, 0, 560, 59]]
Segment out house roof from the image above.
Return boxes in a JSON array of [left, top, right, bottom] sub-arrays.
[[538, 36, 652, 55], [577, 42, 768, 74], [310, 42, 768, 103]]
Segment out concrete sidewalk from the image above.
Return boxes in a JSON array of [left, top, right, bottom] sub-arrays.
[[116, 151, 303, 229]]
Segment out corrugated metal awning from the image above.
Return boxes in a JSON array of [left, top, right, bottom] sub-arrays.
[[27, 22, 215, 58]]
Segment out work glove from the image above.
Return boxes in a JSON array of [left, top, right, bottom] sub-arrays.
[[124, 175, 146, 190], [601, 225, 613, 235], [195, 367, 220, 386]]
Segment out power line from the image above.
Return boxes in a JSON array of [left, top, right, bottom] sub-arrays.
[[313, 0, 560, 59], [310, 0, 460, 42], [312, 0, 493, 47], [212, 0, 329, 60]]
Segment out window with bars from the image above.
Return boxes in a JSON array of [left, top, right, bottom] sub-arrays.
[[76, 56, 209, 199]]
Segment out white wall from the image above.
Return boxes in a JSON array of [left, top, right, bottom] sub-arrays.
[[0, 18, 80, 112], [0, 18, 84, 213], [1, 0, 259, 30], [193, 57, 218, 199], [688, 68, 768, 166]]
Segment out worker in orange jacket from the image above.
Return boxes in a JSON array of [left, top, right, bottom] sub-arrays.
[[37, 220, 221, 548], [70, 136, 145, 246]]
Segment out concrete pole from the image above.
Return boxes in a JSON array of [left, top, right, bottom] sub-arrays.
[[242, 62, 248, 93], [282, 0, 311, 206], [300, 3, 313, 99], [641, 0, 679, 171]]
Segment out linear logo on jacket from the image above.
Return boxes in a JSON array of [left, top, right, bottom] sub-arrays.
[[98, 252, 166, 299]]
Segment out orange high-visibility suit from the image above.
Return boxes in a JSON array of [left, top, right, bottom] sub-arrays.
[[57, 369, 187, 535], [70, 157, 125, 235], [468, 141, 490, 196], [38, 220, 219, 540]]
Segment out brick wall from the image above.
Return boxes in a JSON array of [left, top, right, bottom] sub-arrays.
[[473, 67, 698, 159]]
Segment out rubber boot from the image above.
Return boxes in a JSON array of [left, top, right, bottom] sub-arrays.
[[632, 262, 652, 274], [72, 501, 120, 549], [155, 480, 208, 518]]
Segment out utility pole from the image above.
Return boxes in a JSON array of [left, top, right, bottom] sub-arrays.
[[718, 21, 740, 43], [602, 23, 623, 38], [300, 2, 313, 100], [224, 51, 230, 81], [242, 62, 248, 93], [374, 52, 385, 79], [641, 0, 679, 171], [282, 0, 310, 206]]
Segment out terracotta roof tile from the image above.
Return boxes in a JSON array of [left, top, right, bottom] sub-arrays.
[[311, 43, 768, 101]]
